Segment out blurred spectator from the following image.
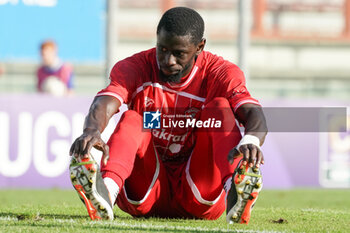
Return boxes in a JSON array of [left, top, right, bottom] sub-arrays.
[[0, 63, 5, 77], [37, 40, 74, 96]]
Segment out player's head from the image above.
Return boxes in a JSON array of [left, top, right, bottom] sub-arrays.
[[157, 6, 204, 44], [156, 7, 206, 83], [40, 40, 58, 67]]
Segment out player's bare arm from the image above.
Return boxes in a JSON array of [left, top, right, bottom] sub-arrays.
[[228, 103, 268, 168], [69, 95, 121, 165]]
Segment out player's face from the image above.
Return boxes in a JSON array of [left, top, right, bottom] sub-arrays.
[[156, 29, 205, 83]]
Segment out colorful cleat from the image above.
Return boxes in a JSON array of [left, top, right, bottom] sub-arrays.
[[69, 156, 114, 220], [226, 163, 263, 224]]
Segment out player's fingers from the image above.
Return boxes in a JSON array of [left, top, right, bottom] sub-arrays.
[[102, 144, 110, 166], [255, 149, 263, 167], [84, 137, 99, 158], [70, 138, 83, 157], [240, 145, 250, 166], [69, 139, 77, 156], [79, 137, 89, 157], [248, 145, 257, 167], [261, 152, 265, 165], [227, 147, 241, 164], [75, 138, 87, 158]]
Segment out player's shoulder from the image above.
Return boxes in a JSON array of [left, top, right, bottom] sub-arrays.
[[110, 48, 156, 81], [201, 51, 243, 77], [110, 48, 155, 76], [118, 48, 156, 66]]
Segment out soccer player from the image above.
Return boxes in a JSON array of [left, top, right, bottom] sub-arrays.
[[69, 7, 267, 224], [37, 40, 74, 96]]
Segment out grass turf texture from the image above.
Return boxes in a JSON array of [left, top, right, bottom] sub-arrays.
[[0, 189, 349, 233]]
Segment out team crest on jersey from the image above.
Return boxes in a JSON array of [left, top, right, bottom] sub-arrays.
[[143, 110, 161, 129], [144, 97, 154, 108]]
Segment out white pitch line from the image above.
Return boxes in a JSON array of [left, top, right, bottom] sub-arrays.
[[0, 216, 17, 221], [0, 216, 285, 233], [301, 208, 349, 215]]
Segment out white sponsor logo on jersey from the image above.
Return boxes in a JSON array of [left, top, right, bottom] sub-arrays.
[[152, 129, 187, 142]]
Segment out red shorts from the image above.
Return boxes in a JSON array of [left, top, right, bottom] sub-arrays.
[[101, 97, 242, 220]]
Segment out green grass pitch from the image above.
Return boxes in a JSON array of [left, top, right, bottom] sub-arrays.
[[0, 189, 349, 232]]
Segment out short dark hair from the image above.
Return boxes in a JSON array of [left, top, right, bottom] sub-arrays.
[[156, 7, 204, 44]]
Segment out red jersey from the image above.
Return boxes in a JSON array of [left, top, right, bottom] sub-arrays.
[[97, 48, 260, 163]]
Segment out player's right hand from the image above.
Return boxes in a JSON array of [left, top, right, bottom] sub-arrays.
[[69, 128, 110, 166], [227, 144, 264, 168]]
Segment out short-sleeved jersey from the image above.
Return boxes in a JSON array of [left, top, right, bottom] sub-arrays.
[[97, 48, 260, 163]]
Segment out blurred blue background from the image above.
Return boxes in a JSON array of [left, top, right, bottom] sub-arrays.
[[0, 0, 106, 62]]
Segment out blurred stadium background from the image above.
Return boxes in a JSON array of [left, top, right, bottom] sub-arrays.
[[0, 0, 349, 190]]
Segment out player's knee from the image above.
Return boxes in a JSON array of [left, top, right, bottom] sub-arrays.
[[201, 97, 235, 123]]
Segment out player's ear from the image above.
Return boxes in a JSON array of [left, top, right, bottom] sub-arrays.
[[196, 38, 206, 56]]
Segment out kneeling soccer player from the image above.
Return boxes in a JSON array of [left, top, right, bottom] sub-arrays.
[[69, 7, 267, 224]]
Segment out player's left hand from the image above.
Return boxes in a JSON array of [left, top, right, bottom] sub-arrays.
[[227, 144, 264, 168]]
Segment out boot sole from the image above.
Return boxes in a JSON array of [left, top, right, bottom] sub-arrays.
[[70, 158, 114, 220], [226, 165, 263, 224]]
